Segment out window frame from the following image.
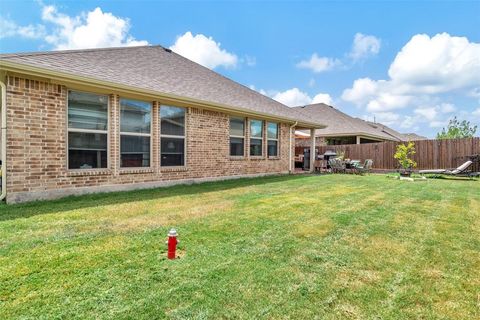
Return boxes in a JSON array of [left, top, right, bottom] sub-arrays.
[[267, 122, 279, 158], [229, 116, 246, 157], [159, 105, 187, 168], [249, 119, 264, 157], [66, 89, 110, 171], [119, 98, 153, 169]]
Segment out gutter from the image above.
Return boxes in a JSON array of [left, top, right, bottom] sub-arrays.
[[0, 60, 327, 130], [289, 121, 297, 173], [0, 79, 6, 201]]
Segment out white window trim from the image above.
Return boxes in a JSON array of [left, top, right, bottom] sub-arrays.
[[160, 105, 187, 168], [250, 119, 264, 157], [66, 90, 109, 171], [119, 99, 153, 169], [68, 128, 107, 134], [229, 117, 246, 157], [161, 134, 186, 139], [267, 122, 279, 158]]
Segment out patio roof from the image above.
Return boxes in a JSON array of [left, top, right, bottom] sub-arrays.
[[294, 103, 406, 141]]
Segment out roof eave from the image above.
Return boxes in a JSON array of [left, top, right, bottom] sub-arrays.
[[0, 60, 326, 129], [314, 131, 400, 141]]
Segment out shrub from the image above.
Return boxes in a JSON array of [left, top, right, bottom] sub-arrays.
[[394, 142, 417, 170]]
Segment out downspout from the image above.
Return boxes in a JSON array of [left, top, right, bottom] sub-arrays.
[[0, 79, 6, 201], [289, 121, 297, 173]]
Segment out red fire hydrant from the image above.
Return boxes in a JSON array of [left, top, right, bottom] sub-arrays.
[[167, 228, 178, 260]]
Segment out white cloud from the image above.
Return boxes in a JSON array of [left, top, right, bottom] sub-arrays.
[[298, 33, 380, 73], [429, 120, 449, 128], [370, 112, 401, 126], [269, 88, 332, 107], [3, 5, 245, 70], [248, 85, 267, 96], [296, 53, 341, 73], [1, 5, 149, 49], [272, 88, 312, 107], [366, 93, 413, 112], [469, 88, 480, 100], [391, 103, 459, 130], [342, 78, 413, 112], [472, 108, 480, 117], [42, 6, 148, 50], [414, 107, 437, 121], [342, 33, 480, 114], [400, 116, 417, 129], [388, 33, 480, 94], [170, 31, 238, 69], [0, 17, 46, 39], [311, 93, 332, 105], [243, 55, 256, 67], [349, 33, 381, 61], [341, 78, 379, 105], [439, 103, 456, 113]]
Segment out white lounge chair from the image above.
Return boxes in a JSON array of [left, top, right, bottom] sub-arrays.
[[419, 160, 479, 177]]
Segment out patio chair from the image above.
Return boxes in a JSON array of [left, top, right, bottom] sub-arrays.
[[314, 159, 328, 173], [419, 160, 479, 178], [329, 158, 346, 173], [345, 159, 361, 174], [354, 159, 373, 174]]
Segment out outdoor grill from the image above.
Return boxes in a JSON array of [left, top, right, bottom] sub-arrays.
[[322, 150, 337, 168], [322, 150, 337, 159]]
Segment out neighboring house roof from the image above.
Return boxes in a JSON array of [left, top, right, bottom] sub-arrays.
[[402, 133, 428, 141], [294, 103, 403, 141], [362, 120, 408, 141], [0, 45, 323, 128]]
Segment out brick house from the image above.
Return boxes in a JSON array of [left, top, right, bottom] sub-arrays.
[[0, 46, 323, 203]]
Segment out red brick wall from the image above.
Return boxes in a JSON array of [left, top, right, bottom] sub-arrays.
[[295, 136, 326, 148], [5, 76, 293, 203]]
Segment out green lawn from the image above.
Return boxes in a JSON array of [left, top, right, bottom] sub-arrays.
[[1, 174, 479, 319]]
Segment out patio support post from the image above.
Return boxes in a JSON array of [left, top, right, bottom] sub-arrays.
[[310, 128, 315, 173]]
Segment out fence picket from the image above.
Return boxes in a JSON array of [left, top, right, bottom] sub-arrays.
[[313, 137, 480, 170]]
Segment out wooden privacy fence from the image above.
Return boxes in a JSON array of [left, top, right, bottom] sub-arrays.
[[312, 138, 480, 171]]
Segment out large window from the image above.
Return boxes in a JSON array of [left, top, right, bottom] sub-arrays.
[[230, 117, 245, 156], [160, 106, 185, 166], [120, 98, 151, 167], [68, 90, 108, 169], [250, 119, 263, 156], [267, 122, 279, 157]]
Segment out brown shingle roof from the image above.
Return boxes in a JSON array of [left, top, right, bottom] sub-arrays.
[[362, 120, 408, 141], [294, 103, 403, 141], [402, 133, 428, 141], [0, 45, 323, 127]]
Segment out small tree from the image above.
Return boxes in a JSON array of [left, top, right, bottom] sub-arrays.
[[394, 142, 417, 172], [436, 117, 477, 139]]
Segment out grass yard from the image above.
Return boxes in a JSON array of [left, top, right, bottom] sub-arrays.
[[1, 174, 479, 319]]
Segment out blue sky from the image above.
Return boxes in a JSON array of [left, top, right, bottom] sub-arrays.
[[1, 0, 479, 137]]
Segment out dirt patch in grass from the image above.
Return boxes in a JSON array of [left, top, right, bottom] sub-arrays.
[[294, 217, 334, 238]]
